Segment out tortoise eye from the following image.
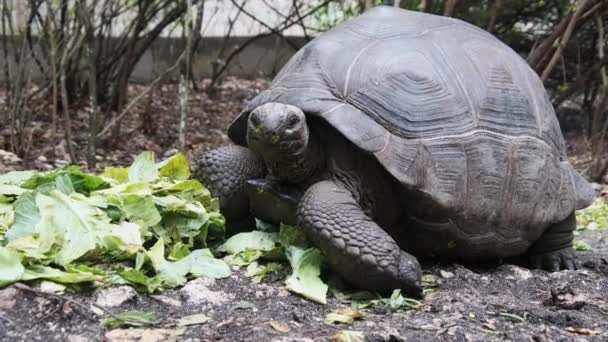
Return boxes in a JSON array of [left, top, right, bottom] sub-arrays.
[[249, 113, 262, 128], [286, 114, 299, 129]]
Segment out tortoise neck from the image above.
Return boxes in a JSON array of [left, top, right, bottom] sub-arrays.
[[268, 130, 323, 184]]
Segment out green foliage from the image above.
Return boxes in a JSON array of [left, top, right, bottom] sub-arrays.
[[309, 0, 383, 32], [576, 199, 608, 231], [285, 246, 328, 304], [573, 239, 591, 251], [0, 152, 229, 291]]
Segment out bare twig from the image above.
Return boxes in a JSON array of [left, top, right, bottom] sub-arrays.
[[229, 0, 300, 50], [443, 0, 459, 17], [419, 0, 433, 13], [97, 50, 187, 139], [541, 0, 591, 82], [210, 0, 332, 89], [588, 14, 608, 180], [487, 0, 502, 33]]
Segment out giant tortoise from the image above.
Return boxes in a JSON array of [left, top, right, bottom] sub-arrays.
[[193, 6, 595, 296]]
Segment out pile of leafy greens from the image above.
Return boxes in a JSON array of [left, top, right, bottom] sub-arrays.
[[0, 152, 329, 303]]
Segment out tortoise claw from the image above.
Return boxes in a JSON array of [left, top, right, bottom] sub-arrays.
[[529, 248, 578, 271]]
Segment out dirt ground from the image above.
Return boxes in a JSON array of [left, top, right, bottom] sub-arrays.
[[1, 78, 607, 341], [0, 229, 606, 342]]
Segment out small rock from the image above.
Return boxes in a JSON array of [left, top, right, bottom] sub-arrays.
[[152, 295, 182, 307], [502, 265, 533, 281], [0, 287, 20, 310], [37, 155, 47, 162], [546, 284, 588, 310], [67, 334, 90, 342], [105, 328, 183, 342], [95, 286, 137, 308], [181, 278, 232, 305], [163, 148, 179, 158], [277, 288, 290, 297], [440, 270, 454, 279]]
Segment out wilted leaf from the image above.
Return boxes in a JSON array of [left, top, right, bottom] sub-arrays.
[[231, 301, 256, 311], [388, 289, 423, 310], [100, 310, 157, 329], [565, 327, 598, 335], [325, 308, 366, 324], [177, 313, 210, 326], [245, 262, 282, 284], [269, 321, 289, 333]]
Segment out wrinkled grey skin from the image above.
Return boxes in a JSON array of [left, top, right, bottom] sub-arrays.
[[193, 7, 595, 297]]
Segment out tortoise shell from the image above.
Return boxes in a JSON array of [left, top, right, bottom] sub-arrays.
[[228, 7, 594, 257]]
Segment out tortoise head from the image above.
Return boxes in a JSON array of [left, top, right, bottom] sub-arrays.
[[246, 102, 309, 163], [246, 102, 320, 183]]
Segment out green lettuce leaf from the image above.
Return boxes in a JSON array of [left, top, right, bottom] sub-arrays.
[[285, 246, 327, 304], [217, 231, 279, 255], [0, 184, 27, 196], [0, 170, 36, 186], [5, 191, 41, 241], [0, 246, 24, 286], [128, 152, 158, 182], [147, 238, 230, 288], [157, 152, 190, 180], [21, 265, 103, 283], [21, 166, 108, 195], [37, 191, 111, 265], [0, 202, 14, 237], [102, 167, 129, 184]]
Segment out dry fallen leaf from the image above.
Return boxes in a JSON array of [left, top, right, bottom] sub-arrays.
[[325, 308, 367, 324], [269, 321, 289, 333], [177, 313, 210, 327], [565, 327, 598, 335]]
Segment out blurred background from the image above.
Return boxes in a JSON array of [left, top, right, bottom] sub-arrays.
[[0, 0, 606, 185]]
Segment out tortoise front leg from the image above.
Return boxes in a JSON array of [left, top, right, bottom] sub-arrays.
[[297, 180, 423, 297], [193, 145, 266, 232]]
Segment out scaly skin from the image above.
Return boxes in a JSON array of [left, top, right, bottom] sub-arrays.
[[192, 145, 266, 232], [298, 180, 422, 296], [527, 213, 578, 271]]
